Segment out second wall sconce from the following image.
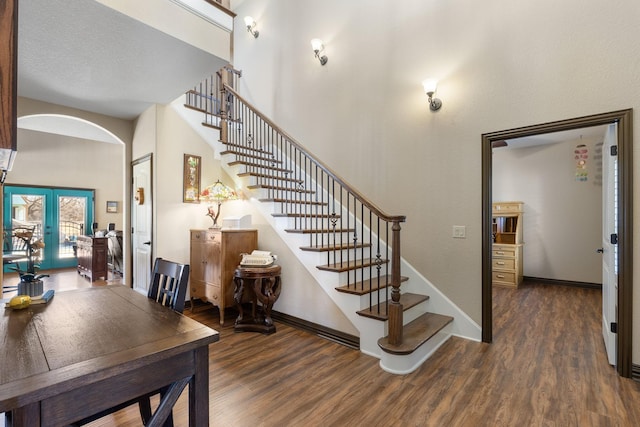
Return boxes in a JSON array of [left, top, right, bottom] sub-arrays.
[[244, 16, 259, 38], [422, 79, 442, 111], [311, 38, 328, 65]]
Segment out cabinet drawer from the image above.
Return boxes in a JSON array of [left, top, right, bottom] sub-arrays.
[[492, 202, 523, 214], [493, 249, 515, 258], [492, 258, 515, 270], [191, 230, 219, 242], [492, 271, 516, 284], [191, 281, 221, 303]]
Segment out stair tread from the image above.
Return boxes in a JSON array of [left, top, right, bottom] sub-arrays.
[[317, 258, 389, 273], [221, 141, 272, 154], [272, 213, 338, 218], [260, 198, 327, 206], [250, 184, 315, 194], [238, 172, 303, 183], [285, 228, 355, 234], [229, 161, 292, 173], [202, 121, 222, 130], [221, 150, 282, 163], [357, 293, 429, 321], [335, 275, 409, 295], [378, 312, 454, 355], [300, 243, 370, 252]]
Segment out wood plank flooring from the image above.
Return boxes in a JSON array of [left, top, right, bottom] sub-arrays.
[[4, 273, 640, 426]]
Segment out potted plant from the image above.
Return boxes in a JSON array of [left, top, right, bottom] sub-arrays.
[[11, 229, 49, 296]]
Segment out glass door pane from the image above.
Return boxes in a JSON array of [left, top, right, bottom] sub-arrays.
[[4, 189, 51, 271], [4, 186, 95, 271], [54, 189, 93, 268]]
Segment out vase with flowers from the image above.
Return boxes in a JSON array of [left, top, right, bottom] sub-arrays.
[[11, 228, 49, 296]]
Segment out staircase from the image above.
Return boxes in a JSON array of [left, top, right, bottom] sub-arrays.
[[184, 67, 455, 374]]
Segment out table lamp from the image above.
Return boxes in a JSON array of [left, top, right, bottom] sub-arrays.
[[200, 180, 237, 229]]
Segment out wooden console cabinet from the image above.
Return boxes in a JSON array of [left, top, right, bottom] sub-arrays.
[[190, 229, 257, 325], [77, 236, 108, 281], [492, 202, 524, 288]]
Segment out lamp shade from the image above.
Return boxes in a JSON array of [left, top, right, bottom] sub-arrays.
[[310, 38, 324, 52], [244, 16, 255, 27], [422, 79, 438, 95], [201, 180, 237, 203]]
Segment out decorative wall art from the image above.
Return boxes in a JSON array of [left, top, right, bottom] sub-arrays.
[[575, 143, 588, 182], [183, 154, 201, 203], [106, 201, 118, 213]]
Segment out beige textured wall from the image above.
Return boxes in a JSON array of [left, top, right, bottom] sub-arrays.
[[493, 138, 603, 283], [231, 0, 640, 361], [9, 129, 124, 231]]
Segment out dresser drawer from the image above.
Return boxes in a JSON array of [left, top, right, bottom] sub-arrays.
[[191, 281, 221, 303], [493, 249, 515, 258], [492, 202, 523, 214], [492, 271, 516, 284], [492, 258, 515, 270], [191, 229, 219, 242]]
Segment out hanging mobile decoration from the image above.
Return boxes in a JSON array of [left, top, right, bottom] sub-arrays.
[[575, 143, 588, 182]]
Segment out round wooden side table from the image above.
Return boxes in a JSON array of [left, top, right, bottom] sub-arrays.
[[233, 265, 282, 334]]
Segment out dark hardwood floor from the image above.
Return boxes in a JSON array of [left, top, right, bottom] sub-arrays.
[[4, 272, 640, 426]]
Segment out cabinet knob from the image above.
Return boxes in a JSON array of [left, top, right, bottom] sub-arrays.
[[497, 274, 505, 279], [497, 261, 505, 265], [496, 251, 504, 255], [596, 248, 604, 253]]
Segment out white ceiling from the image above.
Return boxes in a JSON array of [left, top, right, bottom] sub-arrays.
[[17, 0, 227, 121]]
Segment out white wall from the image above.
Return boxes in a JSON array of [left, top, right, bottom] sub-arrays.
[[149, 102, 357, 334], [493, 139, 603, 283], [231, 0, 640, 362]]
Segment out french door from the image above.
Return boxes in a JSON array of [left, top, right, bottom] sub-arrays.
[[3, 186, 95, 270]]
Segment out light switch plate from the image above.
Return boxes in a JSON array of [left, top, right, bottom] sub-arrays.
[[453, 225, 466, 238]]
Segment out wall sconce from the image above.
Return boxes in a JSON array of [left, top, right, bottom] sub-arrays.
[[244, 16, 259, 38], [310, 38, 328, 65], [422, 79, 442, 111]]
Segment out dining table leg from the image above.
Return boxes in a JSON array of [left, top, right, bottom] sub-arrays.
[[10, 401, 40, 426], [189, 345, 210, 427]]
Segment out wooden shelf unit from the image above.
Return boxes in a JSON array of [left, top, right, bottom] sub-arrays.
[[492, 202, 523, 288]]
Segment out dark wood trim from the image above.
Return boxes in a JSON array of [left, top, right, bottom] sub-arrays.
[[271, 311, 360, 350], [523, 276, 601, 290], [185, 301, 360, 349], [202, 0, 236, 18], [481, 128, 493, 343], [482, 109, 633, 378], [0, 0, 18, 153]]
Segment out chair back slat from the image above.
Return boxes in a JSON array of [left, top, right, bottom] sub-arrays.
[[148, 257, 190, 313]]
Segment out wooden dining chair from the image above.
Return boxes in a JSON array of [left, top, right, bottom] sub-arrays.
[[147, 257, 190, 313], [72, 258, 190, 427]]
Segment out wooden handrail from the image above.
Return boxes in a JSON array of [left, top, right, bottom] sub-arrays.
[[223, 83, 406, 224], [202, 0, 236, 18]]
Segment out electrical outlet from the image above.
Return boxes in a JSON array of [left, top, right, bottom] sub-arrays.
[[453, 225, 466, 238]]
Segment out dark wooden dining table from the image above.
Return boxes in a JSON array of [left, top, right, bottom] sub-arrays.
[[0, 285, 219, 426]]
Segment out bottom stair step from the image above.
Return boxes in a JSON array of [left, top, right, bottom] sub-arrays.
[[378, 312, 453, 355]]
